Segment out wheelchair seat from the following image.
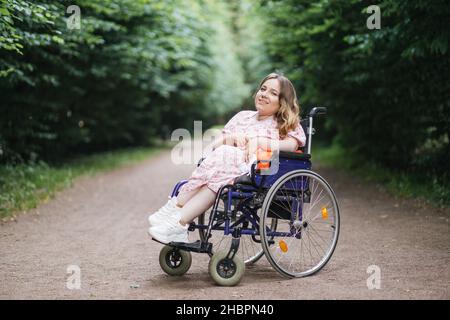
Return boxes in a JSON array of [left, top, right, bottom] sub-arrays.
[[233, 173, 253, 185]]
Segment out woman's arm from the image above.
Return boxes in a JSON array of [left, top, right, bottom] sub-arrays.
[[203, 134, 225, 157], [244, 136, 299, 162], [257, 136, 298, 152], [203, 133, 246, 157]]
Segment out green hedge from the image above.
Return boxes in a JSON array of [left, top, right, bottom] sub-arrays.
[[260, 0, 449, 187], [0, 0, 263, 164]]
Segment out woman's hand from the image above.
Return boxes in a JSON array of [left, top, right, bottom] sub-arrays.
[[233, 133, 248, 148], [224, 133, 248, 148]]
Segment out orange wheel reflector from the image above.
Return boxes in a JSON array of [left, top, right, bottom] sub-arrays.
[[321, 207, 328, 219], [279, 240, 288, 253]]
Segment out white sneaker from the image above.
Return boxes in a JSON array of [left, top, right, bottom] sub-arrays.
[[148, 196, 179, 227], [148, 221, 189, 244]]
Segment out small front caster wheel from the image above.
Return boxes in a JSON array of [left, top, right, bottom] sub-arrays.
[[159, 245, 192, 276], [208, 250, 245, 286]]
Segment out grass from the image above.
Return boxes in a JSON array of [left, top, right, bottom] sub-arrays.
[[313, 143, 450, 208], [0, 145, 168, 220]]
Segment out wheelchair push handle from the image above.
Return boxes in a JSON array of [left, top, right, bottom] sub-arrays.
[[306, 107, 326, 155], [308, 107, 327, 117]]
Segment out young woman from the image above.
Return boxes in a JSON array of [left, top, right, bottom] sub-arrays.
[[148, 72, 306, 244]]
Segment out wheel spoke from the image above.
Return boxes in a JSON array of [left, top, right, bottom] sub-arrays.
[[260, 170, 340, 278]]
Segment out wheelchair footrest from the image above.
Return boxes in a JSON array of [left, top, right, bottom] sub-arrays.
[[169, 240, 212, 254]]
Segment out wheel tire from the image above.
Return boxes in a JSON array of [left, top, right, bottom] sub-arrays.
[[159, 245, 192, 276], [260, 170, 340, 278], [208, 250, 245, 286]]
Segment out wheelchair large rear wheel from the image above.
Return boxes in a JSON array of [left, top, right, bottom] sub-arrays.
[[260, 170, 340, 278]]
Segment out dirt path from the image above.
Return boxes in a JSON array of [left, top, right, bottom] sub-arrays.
[[1, 150, 449, 299]]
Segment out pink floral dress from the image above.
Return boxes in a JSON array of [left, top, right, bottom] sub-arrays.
[[178, 110, 306, 194]]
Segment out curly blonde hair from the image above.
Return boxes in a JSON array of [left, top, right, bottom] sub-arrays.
[[254, 73, 301, 138]]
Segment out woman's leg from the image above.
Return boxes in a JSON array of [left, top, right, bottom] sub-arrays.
[[176, 188, 200, 207], [179, 185, 216, 225]]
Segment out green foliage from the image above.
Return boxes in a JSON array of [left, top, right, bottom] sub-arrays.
[[0, 0, 256, 163], [2, 0, 447, 207], [314, 143, 450, 207], [261, 0, 450, 195], [229, 0, 272, 108], [203, 1, 250, 116]]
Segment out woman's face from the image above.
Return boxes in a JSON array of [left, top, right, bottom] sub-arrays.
[[254, 78, 280, 117]]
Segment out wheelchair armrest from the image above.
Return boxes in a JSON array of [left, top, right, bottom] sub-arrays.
[[253, 151, 311, 173], [279, 150, 311, 160], [244, 149, 313, 190]]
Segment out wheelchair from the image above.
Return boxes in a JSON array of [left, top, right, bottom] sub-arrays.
[[155, 107, 340, 286]]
